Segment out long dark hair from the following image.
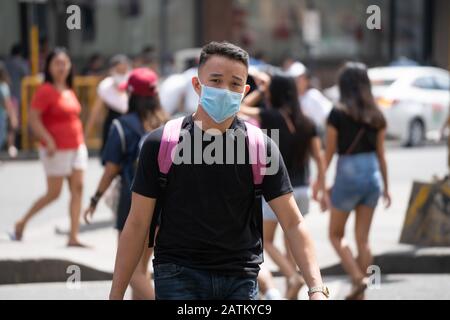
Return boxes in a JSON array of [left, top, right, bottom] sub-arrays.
[[128, 94, 168, 130], [338, 62, 386, 129], [269, 75, 315, 166], [44, 47, 74, 88]]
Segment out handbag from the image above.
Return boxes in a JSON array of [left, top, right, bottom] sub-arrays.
[[327, 126, 366, 197]]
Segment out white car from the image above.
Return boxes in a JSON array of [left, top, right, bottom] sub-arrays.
[[325, 66, 450, 146], [370, 67, 449, 146]]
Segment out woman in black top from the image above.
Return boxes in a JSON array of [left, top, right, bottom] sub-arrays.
[[241, 74, 328, 299], [324, 62, 391, 300]]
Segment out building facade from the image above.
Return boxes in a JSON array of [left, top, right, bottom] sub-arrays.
[[0, 0, 448, 83]]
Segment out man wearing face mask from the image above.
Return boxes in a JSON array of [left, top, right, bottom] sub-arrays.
[[109, 42, 328, 300], [85, 54, 130, 153]]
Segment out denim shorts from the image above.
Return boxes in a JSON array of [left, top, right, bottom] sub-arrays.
[[331, 152, 383, 213], [263, 186, 310, 221], [153, 262, 258, 300]]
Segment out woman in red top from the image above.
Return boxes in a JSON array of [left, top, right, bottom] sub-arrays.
[[15, 48, 88, 247]]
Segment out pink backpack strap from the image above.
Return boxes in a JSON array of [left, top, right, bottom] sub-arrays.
[[244, 121, 266, 185], [158, 117, 184, 174]]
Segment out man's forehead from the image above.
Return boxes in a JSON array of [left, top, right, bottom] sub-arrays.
[[199, 56, 248, 79]]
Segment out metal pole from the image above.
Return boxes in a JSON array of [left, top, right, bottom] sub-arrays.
[[159, 0, 169, 76], [30, 1, 39, 76]]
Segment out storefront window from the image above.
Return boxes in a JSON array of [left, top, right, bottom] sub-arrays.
[[232, 0, 390, 63]]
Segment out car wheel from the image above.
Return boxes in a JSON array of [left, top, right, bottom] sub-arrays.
[[407, 119, 424, 147]]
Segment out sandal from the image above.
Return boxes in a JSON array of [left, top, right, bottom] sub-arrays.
[[285, 274, 305, 300], [345, 278, 368, 300]]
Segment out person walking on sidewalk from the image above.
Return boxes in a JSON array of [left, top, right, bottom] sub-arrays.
[[293, 68, 332, 141], [84, 55, 130, 154], [109, 42, 328, 300], [14, 48, 88, 247], [0, 62, 19, 156], [84, 68, 167, 299], [240, 74, 329, 299], [324, 62, 391, 300]]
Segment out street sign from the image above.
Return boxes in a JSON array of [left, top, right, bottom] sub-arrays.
[[303, 10, 321, 45]]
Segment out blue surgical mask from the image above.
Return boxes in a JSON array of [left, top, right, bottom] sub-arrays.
[[199, 81, 244, 123]]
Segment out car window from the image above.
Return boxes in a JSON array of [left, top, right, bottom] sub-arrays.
[[433, 75, 450, 91], [371, 79, 396, 87], [413, 77, 435, 90]]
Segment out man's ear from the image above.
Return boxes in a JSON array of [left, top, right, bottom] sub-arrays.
[[192, 77, 201, 96]]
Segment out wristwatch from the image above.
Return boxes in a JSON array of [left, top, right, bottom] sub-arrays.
[[308, 285, 330, 298]]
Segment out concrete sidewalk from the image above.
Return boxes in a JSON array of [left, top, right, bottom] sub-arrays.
[[1, 198, 449, 285], [1, 145, 449, 285]]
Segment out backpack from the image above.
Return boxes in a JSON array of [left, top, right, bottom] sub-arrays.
[[103, 119, 126, 216], [148, 116, 267, 247], [104, 118, 141, 215]]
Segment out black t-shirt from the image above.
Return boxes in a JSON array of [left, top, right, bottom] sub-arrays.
[[259, 109, 317, 187], [327, 107, 379, 155], [132, 115, 292, 276]]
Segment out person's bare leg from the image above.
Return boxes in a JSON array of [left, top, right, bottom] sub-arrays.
[[15, 176, 64, 240], [283, 235, 297, 270], [130, 241, 155, 300], [329, 207, 366, 283], [354, 205, 376, 300], [67, 170, 87, 247], [257, 266, 281, 299], [283, 235, 304, 286], [264, 221, 297, 278], [263, 220, 303, 299]]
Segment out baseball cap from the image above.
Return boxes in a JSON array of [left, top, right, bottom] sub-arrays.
[[287, 61, 307, 78], [119, 68, 158, 97]]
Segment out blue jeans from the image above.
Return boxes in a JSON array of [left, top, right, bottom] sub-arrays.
[[331, 152, 383, 212], [153, 262, 259, 300]]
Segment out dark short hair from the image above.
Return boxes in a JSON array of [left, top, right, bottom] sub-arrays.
[[199, 42, 249, 69], [44, 47, 74, 88]]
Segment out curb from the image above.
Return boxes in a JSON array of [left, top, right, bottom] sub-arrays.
[[0, 259, 112, 285], [1, 250, 450, 285], [320, 250, 450, 276]]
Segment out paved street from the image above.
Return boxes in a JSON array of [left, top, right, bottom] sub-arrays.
[[1, 274, 450, 300], [0, 141, 449, 299]]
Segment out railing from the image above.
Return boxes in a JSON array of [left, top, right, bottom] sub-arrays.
[[20, 75, 102, 150]]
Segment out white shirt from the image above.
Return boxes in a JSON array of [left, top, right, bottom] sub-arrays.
[[300, 88, 333, 128], [159, 73, 188, 115], [97, 77, 128, 114], [159, 67, 199, 115], [182, 67, 200, 114]]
